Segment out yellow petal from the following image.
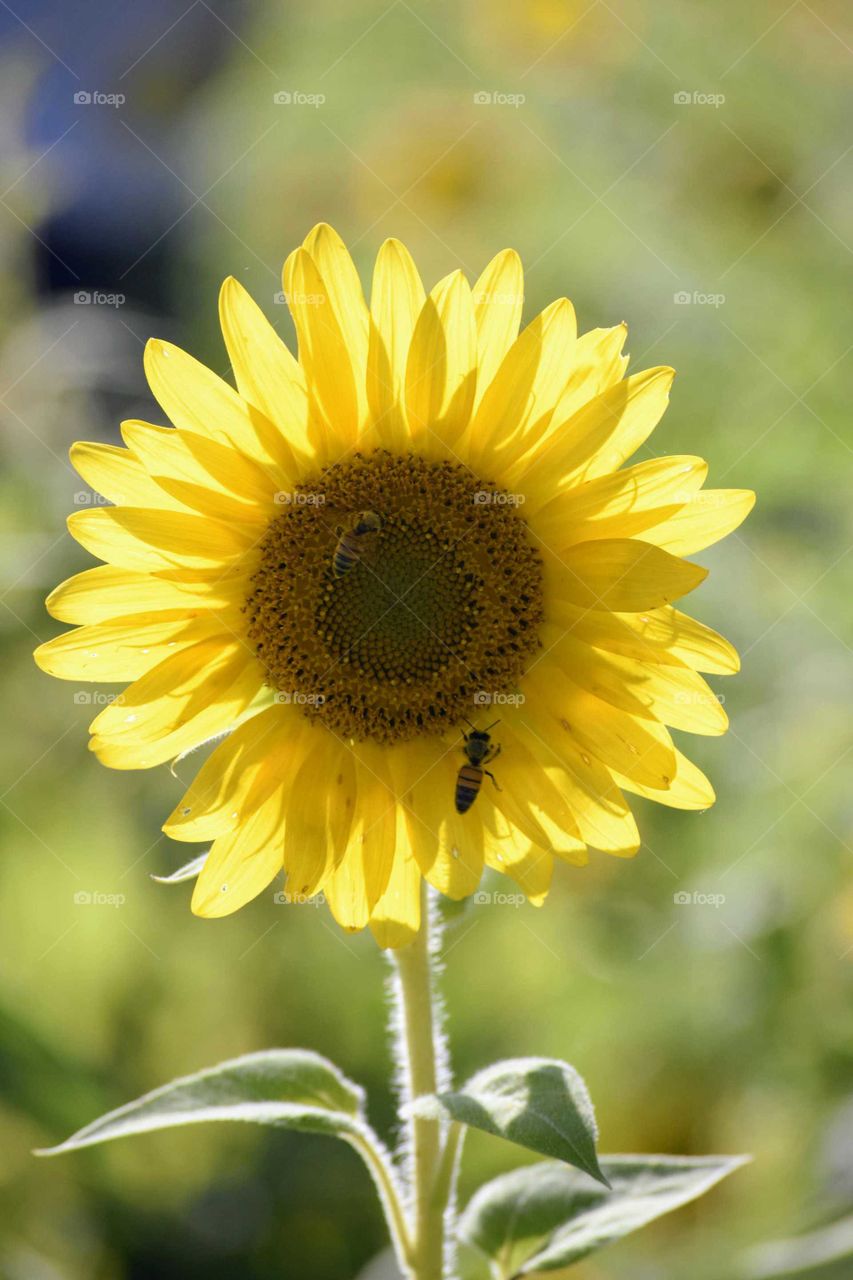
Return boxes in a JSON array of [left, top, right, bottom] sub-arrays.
[[640, 489, 756, 556], [552, 604, 740, 674], [144, 339, 291, 479], [68, 507, 254, 572], [122, 421, 279, 513], [521, 717, 640, 855], [524, 663, 676, 788], [396, 738, 484, 899], [528, 808, 589, 867], [471, 248, 524, 402], [164, 705, 299, 841], [428, 809, 485, 898], [514, 366, 674, 498], [70, 442, 185, 510], [554, 771, 640, 856], [325, 750, 396, 932], [34, 609, 239, 681], [548, 323, 629, 427], [89, 639, 262, 768], [500, 729, 587, 857], [405, 270, 477, 454], [283, 246, 358, 454], [45, 565, 246, 625], [617, 748, 716, 810], [367, 237, 426, 451], [465, 298, 577, 472], [544, 629, 729, 735], [482, 814, 553, 905], [218, 275, 312, 456], [533, 456, 707, 543], [303, 223, 370, 424], [478, 716, 585, 853], [547, 539, 707, 612], [191, 785, 286, 918], [369, 832, 422, 949], [283, 730, 357, 899]]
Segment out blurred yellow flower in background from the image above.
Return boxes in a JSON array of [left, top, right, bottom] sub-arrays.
[[34, 224, 753, 947]]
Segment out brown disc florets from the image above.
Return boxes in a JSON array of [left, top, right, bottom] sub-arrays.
[[244, 451, 544, 743]]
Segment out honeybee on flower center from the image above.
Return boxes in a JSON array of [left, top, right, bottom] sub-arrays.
[[332, 510, 383, 578]]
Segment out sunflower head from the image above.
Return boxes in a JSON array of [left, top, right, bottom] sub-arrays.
[[35, 223, 753, 947]]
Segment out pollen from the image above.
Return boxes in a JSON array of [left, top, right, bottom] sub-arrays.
[[245, 451, 544, 743]]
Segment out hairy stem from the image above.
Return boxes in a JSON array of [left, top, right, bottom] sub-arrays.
[[391, 885, 452, 1279]]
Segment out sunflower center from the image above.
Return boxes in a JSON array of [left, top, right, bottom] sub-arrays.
[[245, 451, 544, 743]]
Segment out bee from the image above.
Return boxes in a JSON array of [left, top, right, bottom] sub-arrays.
[[332, 510, 382, 577], [455, 719, 502, 814]]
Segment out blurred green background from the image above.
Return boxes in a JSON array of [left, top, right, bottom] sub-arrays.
[[1, 1, 851, 1277]]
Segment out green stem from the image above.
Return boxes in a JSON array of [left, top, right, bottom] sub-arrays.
[[392, 885, 450, 1280]]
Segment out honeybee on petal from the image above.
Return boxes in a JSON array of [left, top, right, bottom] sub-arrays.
[[455, 719, 502, 814], [332, 510, 382, 578]]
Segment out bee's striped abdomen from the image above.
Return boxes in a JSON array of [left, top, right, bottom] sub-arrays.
[[455, 763, 483, 814], [333, 532, 360, 577]]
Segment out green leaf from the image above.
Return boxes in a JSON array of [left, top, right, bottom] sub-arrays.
[[35, 1049, 367, 1155], [459, 1154, 750, 1277], [409, 1058, 606, 1185], [742, 1213, 853, 1278]]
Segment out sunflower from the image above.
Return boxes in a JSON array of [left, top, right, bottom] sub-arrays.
[[35, 225, 753, 947]]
